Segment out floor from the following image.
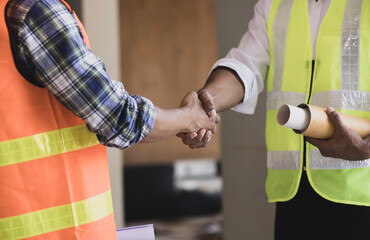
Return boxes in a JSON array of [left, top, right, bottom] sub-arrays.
[[126, 214, 223, 240]]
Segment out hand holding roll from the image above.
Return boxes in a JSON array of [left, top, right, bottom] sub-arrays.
[[277, 104, 370, 160], [277, 104, 370, 139], [305, 107, 370, 160]]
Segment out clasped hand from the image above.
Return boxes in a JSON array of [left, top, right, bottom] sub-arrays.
[[177, 90, 217, 148]]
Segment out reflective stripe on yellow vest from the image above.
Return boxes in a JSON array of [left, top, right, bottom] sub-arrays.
[[265, 0, 370, 205], [0, 1, 117, 239]]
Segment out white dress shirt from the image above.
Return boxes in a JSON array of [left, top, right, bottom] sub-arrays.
[[212, 0, 331, 114]]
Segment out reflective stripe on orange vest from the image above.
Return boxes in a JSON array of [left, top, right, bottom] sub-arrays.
[[0, 190, 113, 239], [0, 124, 100, 167]]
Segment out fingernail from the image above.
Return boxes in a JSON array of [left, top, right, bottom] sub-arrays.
[[327, 107, 334, 113], [209, 109, 216, 117], [201, 129, 206, 137]]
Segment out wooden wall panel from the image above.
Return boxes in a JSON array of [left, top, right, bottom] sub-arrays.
[[120, 0, 220, 165]]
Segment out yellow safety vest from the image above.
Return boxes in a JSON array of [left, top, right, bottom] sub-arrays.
[[265, 0, 370, 206]]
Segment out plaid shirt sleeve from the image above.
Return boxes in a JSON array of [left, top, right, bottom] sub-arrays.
[[7, 0, 155, 149]]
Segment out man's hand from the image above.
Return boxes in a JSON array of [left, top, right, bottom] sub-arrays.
[[306, 107, 370, 160], [179, 91, 220, 134], [177, 90, 218, 149], [142, 91, 219, 143], [177, 67, 244, 149]]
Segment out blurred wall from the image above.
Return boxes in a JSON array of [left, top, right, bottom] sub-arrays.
[[67, 0, 81, 20], [120, 0, 220, 166], [81, 0, 124, 228], [216, 0, 275, 239]]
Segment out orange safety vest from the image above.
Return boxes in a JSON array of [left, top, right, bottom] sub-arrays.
[[0, 0, 117, 239]]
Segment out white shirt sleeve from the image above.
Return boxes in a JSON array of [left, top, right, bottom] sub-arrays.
[[211, 0, 272, 114]]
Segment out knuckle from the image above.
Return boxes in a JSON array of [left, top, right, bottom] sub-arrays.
[[195, 135, 202, 142], [211, 127, 217, 134], [199, 91, 207, 100], [197, 134, 206, 141], [200, 92, 212, 104]]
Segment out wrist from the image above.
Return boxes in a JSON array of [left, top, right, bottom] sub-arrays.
[[146, 107, 189, 142], [178, 106, 192, 133], [201, 68, 244, 112], [364, 136, 370, 159], [357, 136, 370, 160]]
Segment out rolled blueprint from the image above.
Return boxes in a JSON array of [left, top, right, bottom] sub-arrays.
[[277, 103, 370, 139], [277, 104, 310, 131]]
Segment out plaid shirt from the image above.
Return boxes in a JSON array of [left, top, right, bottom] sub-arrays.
[[6, 0, 155, 149]]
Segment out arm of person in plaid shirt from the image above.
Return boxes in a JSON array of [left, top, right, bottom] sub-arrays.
[[7, 0, 217, 149]]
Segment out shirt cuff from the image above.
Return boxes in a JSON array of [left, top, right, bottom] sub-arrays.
[[102, 95, 156, 150], [134, 95, 156, 143], [210, 58, 259, 114]]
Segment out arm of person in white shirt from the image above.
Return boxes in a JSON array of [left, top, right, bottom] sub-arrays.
[[178, 0, 369, 160], [177, 0, 271, 148]]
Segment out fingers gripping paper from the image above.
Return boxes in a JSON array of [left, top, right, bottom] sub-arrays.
[[277, 104, 370, 139]]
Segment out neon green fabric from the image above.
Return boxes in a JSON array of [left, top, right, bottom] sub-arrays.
[[266, 0, 311, 201], [0, 190, 113, 239], [308, 168, 370, 206], [0, 125, 100, 167], [265, 0, 370, 205], [266, 169, 301, 202]]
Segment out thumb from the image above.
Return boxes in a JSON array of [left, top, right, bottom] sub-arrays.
[[180, 91, 198, 107], [326, 107, 345, 131], [198, 90, 216, 117], [215, 113, 221, 124]]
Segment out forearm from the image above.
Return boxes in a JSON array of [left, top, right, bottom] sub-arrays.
[[142, 106, 188, 143], [143, 91, 218, 143], [16, 1, 157, 150], [200, 67, 245, 112]]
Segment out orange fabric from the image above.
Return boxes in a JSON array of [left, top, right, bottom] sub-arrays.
[[0, 2, 85, 141], [0, 0, 116, 238], [0, 144, 110, 217]]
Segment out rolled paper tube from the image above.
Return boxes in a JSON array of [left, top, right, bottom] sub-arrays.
[[276, 104, 310, 131], [277, 103, 370, 139]]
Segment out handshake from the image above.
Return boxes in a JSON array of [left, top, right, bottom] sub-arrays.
[[143, 89, 220, 148], [176, 90, 220, 148], [143, 67, 244, 147]]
